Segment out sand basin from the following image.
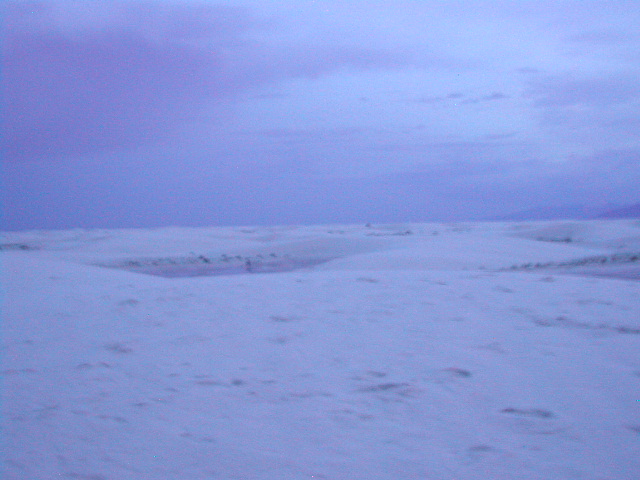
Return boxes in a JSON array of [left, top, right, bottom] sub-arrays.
[[127, 255, 338, 278], [96, 235, 392, 278]]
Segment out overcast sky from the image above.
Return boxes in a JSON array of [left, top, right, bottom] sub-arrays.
[[2, 1, 640, 230]]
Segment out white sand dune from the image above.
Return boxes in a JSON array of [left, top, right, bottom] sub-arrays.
[[1, 219, 639, 479]]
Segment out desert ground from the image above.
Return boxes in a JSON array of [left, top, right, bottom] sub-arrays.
[[1, 219, 639, 479]]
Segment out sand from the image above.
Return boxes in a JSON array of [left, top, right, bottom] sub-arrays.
[[1, 219, 639, 479]]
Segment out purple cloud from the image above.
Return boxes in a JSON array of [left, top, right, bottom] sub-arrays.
[[410, 91, 508, 106], [2, 2, 253, 161], [566, 30, 633, 44], [526, 74, 640, 107], [523, 73, 640, 150], [480, 92, 509, 101], [2, 1, 638, 231], [3, 29, 224, 161], [1, 1, 412, 162]]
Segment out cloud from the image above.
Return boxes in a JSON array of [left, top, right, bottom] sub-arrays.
[[3, 29, 224, 161], [359, 147, 640, 220], [480, 92, 509, 101], [4, 136, 639, 230], [566, 30, 634, 45], [526, 74, 640, 108], [523, 73, 640, 151], [1, 1, 413, 162], [1, 2, 253, 161], [410, 91, 509, 106], [516, 67, 541, 75]]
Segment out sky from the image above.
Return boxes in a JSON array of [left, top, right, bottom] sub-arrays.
[[1, 0, 640, 230]]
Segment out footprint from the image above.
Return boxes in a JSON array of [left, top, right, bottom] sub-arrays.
[[463, 444, 500, 465], [424, 367, 473, 387], [626, 425, 640, 434], [501, 407, 554, 418], [356, 382, 410, 392], [104, 342, 133, 354], [495, 407, 571, 435], [64, 473, 107, 480]]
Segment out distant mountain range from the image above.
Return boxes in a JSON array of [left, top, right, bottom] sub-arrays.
[[492, 202, 640, 221], [597, 203, 640, 219]]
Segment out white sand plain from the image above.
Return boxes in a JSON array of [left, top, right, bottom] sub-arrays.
[[1, 219, 639, 479]]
